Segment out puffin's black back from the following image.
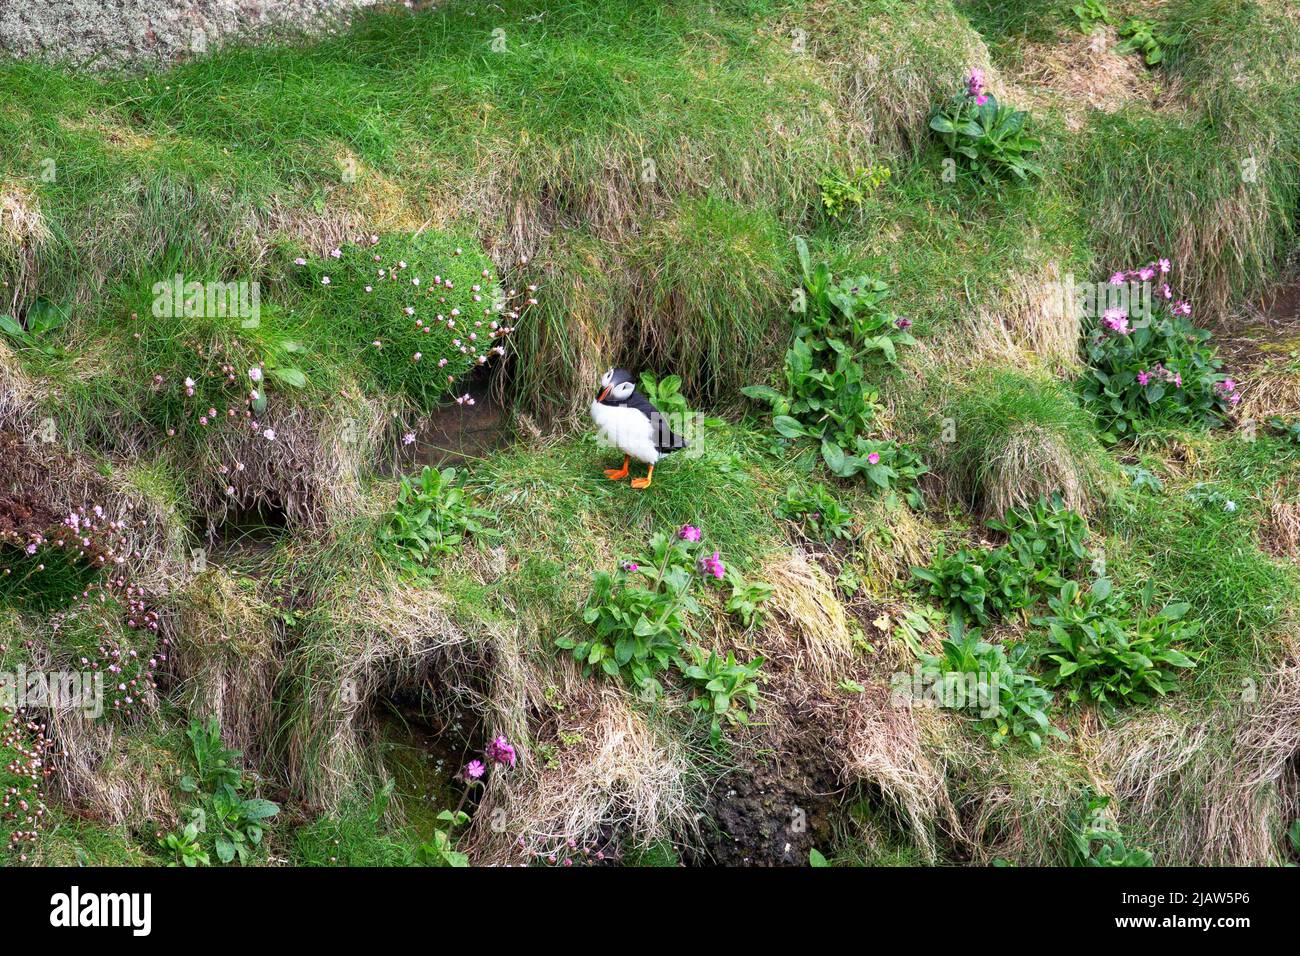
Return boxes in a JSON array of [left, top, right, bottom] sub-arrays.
[[602, 372, 688, 455], [625, 391, 688, 455]]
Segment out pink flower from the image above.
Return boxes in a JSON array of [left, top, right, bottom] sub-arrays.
[[1108, 271, 1127, 285], [1158, 258, 1171, 274], [621, 561, 639, 572], [486, 736, 516, 767], [678, 525, 702, 542], [1101, 307, 1130, 335], [463, 760, 486, 781], [867, 452, 881, 465], [1137, 371, 1151, 386], [698, 551, 725, 580], [966, 68, 986, 102], [402, 432, 416, 446]]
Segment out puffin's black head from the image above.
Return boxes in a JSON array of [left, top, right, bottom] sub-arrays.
[[597, 367, 637, 405]]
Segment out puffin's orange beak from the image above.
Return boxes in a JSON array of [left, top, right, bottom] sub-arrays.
[[598, 386, 610, 402]]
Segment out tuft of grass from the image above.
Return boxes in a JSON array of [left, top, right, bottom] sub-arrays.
[[923, 366, 1114, 518]]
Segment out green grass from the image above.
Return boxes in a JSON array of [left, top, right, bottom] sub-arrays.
[[5, 0, 1300, 869]]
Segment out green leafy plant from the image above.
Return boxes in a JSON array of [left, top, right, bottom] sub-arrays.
[[1035, 579, 1198, 710], [379, 466, 497, 570], [911, 546, 994, 625], [416, 809, 470, 867], [723, 570, 774, 629], [818, 164, 891, 219], [169, 717, 280, 866], [1080, 263, 1235, 440], [159, 821, 211, 867], [929, 71, 1043, 184], [1070, 792, 1153, 866], [1267, 417, 1300, 444], [677, 645, 764, 744], [0, 299, 68, 356], [913, 496, 1092, 625], [776, 483, 855, 541], [990, 492, 1091, 578], [1072, 0, 1114, 32], [918, 617, 1061, 749], [638, 372, 691, 419], [558, 529, 707, 691], [1116, 17, 1177, 66], [743, 238, 923, 493]]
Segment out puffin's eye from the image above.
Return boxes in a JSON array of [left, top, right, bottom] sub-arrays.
[[601, 369, 613, 386], [613, 381, 635, 399]]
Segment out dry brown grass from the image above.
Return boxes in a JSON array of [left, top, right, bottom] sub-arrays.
[[1014, 26, 1175, 130], [0, 179, 51, 314], [22, 634, 179, 827], [473, 682, 699, 865], [1099, 647, 1300, 865], [193, 393, 387, 532], [165, 568, 280, 765]]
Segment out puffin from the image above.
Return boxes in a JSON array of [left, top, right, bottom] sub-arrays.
[[590, 367, 687, 489]]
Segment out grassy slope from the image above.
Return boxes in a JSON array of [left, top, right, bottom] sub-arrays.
[[2, 0, 1299, 866]]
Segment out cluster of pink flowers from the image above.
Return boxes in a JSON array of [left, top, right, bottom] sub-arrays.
[[675, 525, 725, 579], [303, 238, 527, 385], [1214, 378, 1243, 405], [1101, 307, 1130, 335], [1, 710, 55, 863], [462, 734, 517, 782], [1137, 363, 1181, 389], [967, 68, 989, 105], [1108, 257, 1189, 316], [524, 834, 616, 867]]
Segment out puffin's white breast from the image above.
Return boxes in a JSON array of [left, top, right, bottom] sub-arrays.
[[590, 401, 660, 464]]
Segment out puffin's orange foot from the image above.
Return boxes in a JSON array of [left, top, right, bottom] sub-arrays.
[[630, 466, 654, 490], [603, 456, 629, 480]]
